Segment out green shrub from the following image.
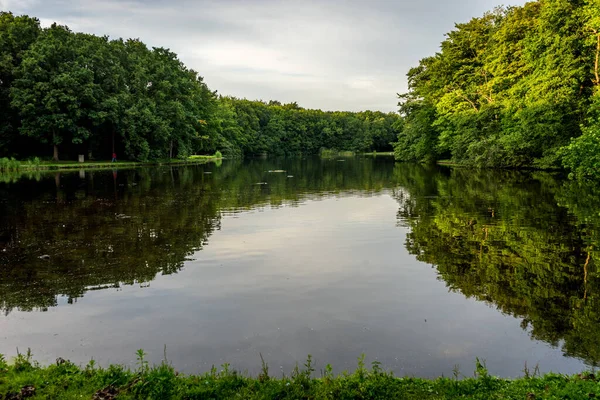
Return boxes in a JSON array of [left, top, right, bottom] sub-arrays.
[[320, 148, 355, 158], [214, 150, 223, 158], [0, 157, 21, 171], [0, 354, 7, 372], [561, 122, 600, 179], [320, 148, 337, 158]]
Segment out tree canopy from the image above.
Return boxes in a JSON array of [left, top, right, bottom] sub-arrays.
[[392, 0, 600, 178]]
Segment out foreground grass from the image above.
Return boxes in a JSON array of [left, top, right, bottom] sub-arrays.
[[1, 352, 599, 399]]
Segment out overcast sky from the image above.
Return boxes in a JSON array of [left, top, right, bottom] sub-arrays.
[[1, 0, 528, 112]]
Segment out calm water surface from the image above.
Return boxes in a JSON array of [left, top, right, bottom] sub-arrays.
[[1, 158, 599, 377]]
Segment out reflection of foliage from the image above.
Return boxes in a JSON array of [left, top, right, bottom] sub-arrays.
[[0, 158, 397, 314], [0, 167, 223, 314], [393, 167, 600, 366], [3, 160, 600, 367]]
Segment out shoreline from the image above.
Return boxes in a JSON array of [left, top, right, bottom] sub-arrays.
[[0, 156, 222, 173], [434, 159, 565, 172], [361, 151, 395, 156]]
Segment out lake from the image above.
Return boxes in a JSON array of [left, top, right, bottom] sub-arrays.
[[0, 157, 598, 378]]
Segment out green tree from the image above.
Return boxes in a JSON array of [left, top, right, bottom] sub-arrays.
[[392, 0, 600, 175], [11, 24, 97, 161], [0, 12, 41, 156]]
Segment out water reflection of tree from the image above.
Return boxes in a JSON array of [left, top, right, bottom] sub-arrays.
[[392, 165, 599, 367], [0, 167, 223, 314], [3, 160, 599, 366], [0, 158, 396, 314]]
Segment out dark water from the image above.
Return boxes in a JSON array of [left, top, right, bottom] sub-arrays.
[[1, 158, 599, 378]]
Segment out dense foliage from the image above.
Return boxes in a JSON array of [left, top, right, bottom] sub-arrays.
[[215, 98, 399, 158], [1, 351, 599, 399], [393, 0, 600, 178], [0, 12, 399, 162]]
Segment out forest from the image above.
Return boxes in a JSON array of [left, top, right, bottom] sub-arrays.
[[0, 12, 399, 162], [393, 0, 600, 178], [4, 2, 600, 179]]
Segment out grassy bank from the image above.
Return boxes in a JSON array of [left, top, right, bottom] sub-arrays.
[[1, 352, 598, 399], [320, 149, 356, 158], [0, 154, 222, 172], [361, 151, 394, 156]]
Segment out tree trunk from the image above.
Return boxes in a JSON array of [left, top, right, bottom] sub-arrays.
[[112, 129, 115, 154], [169, 140, 173, 159], [53, 144, 59, 161], [594, 32, 600, 86]]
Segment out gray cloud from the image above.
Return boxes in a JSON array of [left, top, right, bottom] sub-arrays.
[[1, 0, 527, 111]]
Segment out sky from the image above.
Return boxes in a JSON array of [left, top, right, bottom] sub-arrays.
[[1, 0, 528, 112]]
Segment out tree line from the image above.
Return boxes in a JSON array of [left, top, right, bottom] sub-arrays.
[[393, 0, 600, 178], [0, 12, 400, 162]]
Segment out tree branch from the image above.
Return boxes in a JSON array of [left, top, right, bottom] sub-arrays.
[[594, 32, 600, 86], [458, 91, 479, 112]]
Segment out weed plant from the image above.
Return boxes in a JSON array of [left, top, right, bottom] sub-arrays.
[[1, 350, 599, 399]]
